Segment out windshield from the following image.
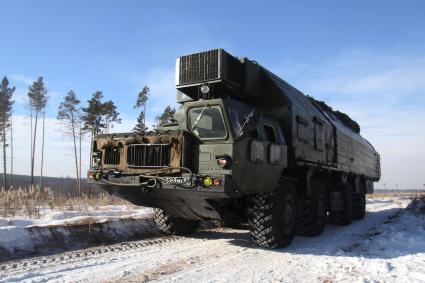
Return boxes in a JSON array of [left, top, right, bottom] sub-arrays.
[[188, 106, 227, 139]]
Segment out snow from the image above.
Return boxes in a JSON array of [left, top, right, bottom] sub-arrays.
[[0, 205, 155, 256], [1, 197, 425, 283]]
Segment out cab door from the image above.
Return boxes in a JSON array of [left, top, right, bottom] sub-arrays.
[[232, 118, 287, 194], [232, 124, 266, 193], [261, 121, 288, 190]]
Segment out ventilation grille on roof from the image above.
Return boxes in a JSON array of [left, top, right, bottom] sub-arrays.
[[178, 49, 220, 85]]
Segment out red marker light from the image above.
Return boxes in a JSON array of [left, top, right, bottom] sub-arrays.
[[88, 171, 94, 179], [213, 177, 222, 187]]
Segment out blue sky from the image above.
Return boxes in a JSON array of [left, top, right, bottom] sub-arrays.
[[1, 0, 425, 189]]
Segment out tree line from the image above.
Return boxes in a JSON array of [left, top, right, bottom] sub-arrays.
[[0, 75, 176, 193]]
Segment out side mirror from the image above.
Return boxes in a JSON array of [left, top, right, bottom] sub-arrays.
[[236, 110, 260, 141]]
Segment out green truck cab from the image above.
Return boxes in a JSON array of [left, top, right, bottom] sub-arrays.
[[88, 49, 380, 248]]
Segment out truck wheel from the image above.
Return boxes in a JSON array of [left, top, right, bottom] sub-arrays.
[[352, 183, 366, 220], [153, 208, 199, 235], [297, 179, 328, 236], [330, 184, 353, 226], [248, 178, 298, 248]]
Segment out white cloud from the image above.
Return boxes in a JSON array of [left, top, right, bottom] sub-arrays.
[[291, 52, 425, 101], [11, 88, 28, 105], [9, 74, 35, 86]]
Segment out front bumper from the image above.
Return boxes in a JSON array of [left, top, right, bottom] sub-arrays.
[[89, 170, 238, 193], [88, 172, 242, 220]]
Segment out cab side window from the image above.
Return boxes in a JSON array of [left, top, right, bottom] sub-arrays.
[[247, 126, 260, 139], [228, 107, 260, 140], [313, 118, 325, 151], [263, 123, 279, 143]]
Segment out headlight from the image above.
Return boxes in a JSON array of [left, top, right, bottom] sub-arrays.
[[95, 172, 102, 181], [200, 84, 210, 94], [216, 155, 231, 169], [92, 152, 101, 167], [203, 176, 213, 187]]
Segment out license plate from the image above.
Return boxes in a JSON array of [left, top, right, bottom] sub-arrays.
[[162, 177, 191, 184]]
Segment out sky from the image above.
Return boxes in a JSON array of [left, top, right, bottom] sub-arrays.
[[1, 0, 424, 189]]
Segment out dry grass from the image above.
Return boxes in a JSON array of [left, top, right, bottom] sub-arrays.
[[368, 191, 425, 199], [0, 186, 129, 218]]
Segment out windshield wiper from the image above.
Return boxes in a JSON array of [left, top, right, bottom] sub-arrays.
[[236, 109, 259, 141], [191, 104, 208, 130]]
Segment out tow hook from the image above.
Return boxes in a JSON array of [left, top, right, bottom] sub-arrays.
[[144, 178, 160, 190]]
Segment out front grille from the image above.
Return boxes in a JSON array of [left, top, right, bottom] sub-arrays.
[[104, 146, 120, 165], [127, 144, 171, 167], [178, 49, 219, 85]]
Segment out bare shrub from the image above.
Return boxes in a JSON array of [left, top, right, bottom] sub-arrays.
[[407, 195, 425, 213]]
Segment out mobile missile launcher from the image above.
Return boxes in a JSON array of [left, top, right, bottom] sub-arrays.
[[88, 49, 380, 248]]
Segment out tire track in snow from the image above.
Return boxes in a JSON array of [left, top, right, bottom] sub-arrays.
[[123, 199, 410, 283], [0, 226, 235, 281], [0, 199, 413, 282], [0, 236, 183, 279]]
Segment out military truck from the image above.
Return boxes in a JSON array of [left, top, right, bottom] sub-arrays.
[[88, 49, 380, 248]]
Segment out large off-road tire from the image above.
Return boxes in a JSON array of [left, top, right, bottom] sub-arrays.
[[153, 208, 199, 235], [330, 184, 353, 226], [352, 182, 366, 220], [248, 178, 298, 248], [297, 179, 328, 236]]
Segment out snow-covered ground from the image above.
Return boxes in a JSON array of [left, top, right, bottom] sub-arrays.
[[1, 197, 425, 282], [0, 206, 155, 260]]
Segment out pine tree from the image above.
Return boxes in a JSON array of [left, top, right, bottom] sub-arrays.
[[81, 91, 121, 165], [78, 126, 82, 196], [103, 100, 121, 133], [57, 90, 82, 196], [81, 91, 104, 135], [9, 112, 13, 187], [81, 91, 121, 135], [82, 91, 104, 174], [134, 86, 150, 109], [27, 77, 48, 188], [155, 106, 176, 128], [0, 77, 15, 189], [133, 86, 150, 133], [39, 110, 46, 189], [133, 111, 147, 132]]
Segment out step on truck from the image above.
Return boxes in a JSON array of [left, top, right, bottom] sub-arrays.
[[88, 49, 381, 248]]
